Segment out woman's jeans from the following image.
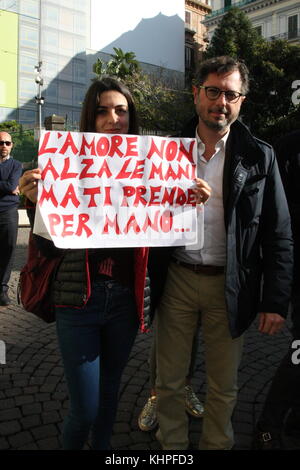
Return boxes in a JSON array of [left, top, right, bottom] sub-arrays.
[[56, 279, 139, 450]]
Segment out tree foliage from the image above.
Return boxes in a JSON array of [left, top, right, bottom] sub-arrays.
[[93, 47, 140, 80], [205, 8, 300, 141], [205, 8, 263, 64], [93, 48, 194, 134], [0, 120, 38, 163]]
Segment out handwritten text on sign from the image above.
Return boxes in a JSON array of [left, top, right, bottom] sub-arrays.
[[36, 131, 199, 248]]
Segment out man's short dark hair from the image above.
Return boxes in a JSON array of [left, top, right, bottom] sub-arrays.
[[196, 56, 249, 95]]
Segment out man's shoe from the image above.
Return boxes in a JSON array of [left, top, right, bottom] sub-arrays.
[[185, 385, 204, 418], [0, 292, 10, 306], [252, 430, 281, 450], [138, 396, 158, 431]]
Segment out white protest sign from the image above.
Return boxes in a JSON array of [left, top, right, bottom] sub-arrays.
[[34, 131, 203, 248]]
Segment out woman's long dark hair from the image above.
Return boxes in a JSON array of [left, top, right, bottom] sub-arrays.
[[80, 77, 139, 134]]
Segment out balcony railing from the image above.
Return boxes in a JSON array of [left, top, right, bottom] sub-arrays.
[[205, 0, 261, 20], [267, 29, 300, 41]]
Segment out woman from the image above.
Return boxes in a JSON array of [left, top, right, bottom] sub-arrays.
[[19, 77, 211, 450]]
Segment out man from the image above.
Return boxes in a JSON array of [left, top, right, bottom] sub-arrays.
[[253, 129, 300, 450], [150, 56, 294, 450], [0, 131, 22, 306]]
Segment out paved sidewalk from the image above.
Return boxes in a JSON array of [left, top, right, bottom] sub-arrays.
[[0, 227, 299, 451]]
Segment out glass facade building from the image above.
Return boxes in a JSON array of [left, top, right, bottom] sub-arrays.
[[0, 0, 90, 128]]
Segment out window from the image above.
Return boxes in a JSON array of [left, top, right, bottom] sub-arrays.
[[19, 108, 36, 126], [72, 111, 81, 129], [20, 25, 39, 49], [42, 30, 59, 52], [19, 77, 37, 100], [44, 105, 59, 120], [59, 60, 73, 81], [62, 0, 75, 8], [73, 86, 85, 107], [60, 9, 74, 33], [20, 0, 39, 19], [59, 32, 74, 55], [44, 57, 58, 80], [185, 46, 194, 71], [58, 82, 73, 105], [185, 11, 191, 26], [19, 53, 38, 74], [45, 82, 58, 103], [254, 25, 262, 36], [74, 12, 86, 35], [0, 107, 16, 122], [288, 15, 298, 39], [74, 37, 86, 53], [74, 0, 88, 11], [58, 108, 73, 128], [73, 60, 86, 83], [43, 5, 59, 27]]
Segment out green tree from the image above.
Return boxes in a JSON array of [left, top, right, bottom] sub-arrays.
[[205, 8, 263, 64], [0, 120, 20, 134], [0, 120, 38, 164], [93, 47, 140, 81], [204, 8, 300, 140], [93, 49, 194, 134], [245, 39, 300, 139]]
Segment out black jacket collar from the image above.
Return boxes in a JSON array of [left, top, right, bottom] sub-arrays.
[[180, 116, 267, 171]]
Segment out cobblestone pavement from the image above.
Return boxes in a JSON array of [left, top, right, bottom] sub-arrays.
[[0, 227, 299, 451]]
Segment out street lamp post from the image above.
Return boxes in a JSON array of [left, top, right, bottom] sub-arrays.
[[34, 61, 45, 140]]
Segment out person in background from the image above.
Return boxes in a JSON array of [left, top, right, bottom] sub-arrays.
[[0, 131, 22, 306], [149, 56, 293, 450], [253, 129, 300, 450], [19, 77, 210, 450]]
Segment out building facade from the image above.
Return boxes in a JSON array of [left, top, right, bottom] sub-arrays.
[[203, 0, 300, 44], [0, 0, 90, 129], [0, 0, 185, 130], [185, 0, 212, 77]]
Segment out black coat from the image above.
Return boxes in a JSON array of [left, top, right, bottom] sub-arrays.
[[149, 118, 294, 338], [274, 130, 300, 336]]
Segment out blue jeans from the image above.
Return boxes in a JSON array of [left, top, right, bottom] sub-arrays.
[[56, 279, 139, 450]]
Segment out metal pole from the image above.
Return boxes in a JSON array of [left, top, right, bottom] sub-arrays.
[[34, 61, 44, 139]]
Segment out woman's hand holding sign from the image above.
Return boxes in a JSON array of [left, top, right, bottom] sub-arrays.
[[19, 168, 42, 203]]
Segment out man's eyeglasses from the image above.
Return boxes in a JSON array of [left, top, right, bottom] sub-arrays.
[[199, 86, 244, 103], [0, 141, 12, 146]]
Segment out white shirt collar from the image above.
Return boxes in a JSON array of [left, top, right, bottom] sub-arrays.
[[195, 127, 229, 157], [0, 155, 11, 162]]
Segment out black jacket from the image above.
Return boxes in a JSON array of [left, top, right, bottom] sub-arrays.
[[274, 130, 300, 336], [149, 118, 294, 338]]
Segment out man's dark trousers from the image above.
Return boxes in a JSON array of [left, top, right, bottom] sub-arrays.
[[0, 207, 18, 293]]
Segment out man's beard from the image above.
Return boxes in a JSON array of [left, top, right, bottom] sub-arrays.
[[201, 106, 232, 131], [201, 118, 228, 131]]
